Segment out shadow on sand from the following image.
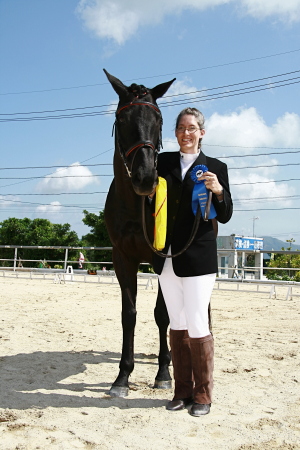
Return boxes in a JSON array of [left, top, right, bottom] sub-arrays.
[[0, 350, 168, 410]]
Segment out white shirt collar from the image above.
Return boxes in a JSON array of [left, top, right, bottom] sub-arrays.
[[179, 151, 200, 161]]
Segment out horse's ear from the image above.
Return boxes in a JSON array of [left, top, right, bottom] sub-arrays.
[[103, 69, 127, 98], [151, 78, 176, 100]]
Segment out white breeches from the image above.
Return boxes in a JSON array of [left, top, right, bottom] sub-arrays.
[[158, 250, 216, 338]]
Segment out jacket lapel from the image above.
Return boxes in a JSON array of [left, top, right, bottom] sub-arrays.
[[169, 152, 182, 182]]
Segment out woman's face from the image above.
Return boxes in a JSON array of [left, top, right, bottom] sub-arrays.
[[175, 114, 205, 154]]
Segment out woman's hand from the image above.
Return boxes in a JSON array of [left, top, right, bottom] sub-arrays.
[[199, 171, 224, 199]]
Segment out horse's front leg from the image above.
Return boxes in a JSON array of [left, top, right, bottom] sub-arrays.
[[109, 251, 139, 398], [153, 283, 172, 389]]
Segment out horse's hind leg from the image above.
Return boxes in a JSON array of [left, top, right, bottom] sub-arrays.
[[153, 283, 172, 389], [109, 254, 138, 398]]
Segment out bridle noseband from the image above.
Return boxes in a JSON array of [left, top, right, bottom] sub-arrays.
[[113, 100, 163, 178]]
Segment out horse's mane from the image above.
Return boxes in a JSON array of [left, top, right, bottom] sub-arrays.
[[128, 83, 149, 98]]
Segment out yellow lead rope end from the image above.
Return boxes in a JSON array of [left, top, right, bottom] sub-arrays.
[[153, 177, 167, 251]]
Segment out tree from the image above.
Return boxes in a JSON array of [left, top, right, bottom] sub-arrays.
[[266, 239, 300, 281], [81, 210, 112, 269], [0, 217, 80, 267], [82, 210, 111, 246]]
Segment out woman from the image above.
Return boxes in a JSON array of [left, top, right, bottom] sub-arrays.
[[78, 252, 85, 269], [152, 107, 233, 416]]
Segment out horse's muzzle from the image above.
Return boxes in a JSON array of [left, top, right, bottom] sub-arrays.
[[131, 146, 158, 195], [132, 170, 158, 196]]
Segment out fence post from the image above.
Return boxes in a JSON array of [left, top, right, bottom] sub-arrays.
[[241, 252, 245, 279], [64, 248, 68, 271], [286, 286, 292, 300], [254, 252, 263, 279], [13, 247, 18, 272], [269, 284, 276, 298]]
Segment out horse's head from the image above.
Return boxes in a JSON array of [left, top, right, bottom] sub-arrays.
[[104, 69, 175, 195]]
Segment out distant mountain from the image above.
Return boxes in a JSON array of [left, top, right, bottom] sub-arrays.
[[261, 236, 300, 252]]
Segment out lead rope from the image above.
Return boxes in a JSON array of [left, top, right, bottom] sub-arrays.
[[204, 190, 213, 221], [142, 196, 201, 258]]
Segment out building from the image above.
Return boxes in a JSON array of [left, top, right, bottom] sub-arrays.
[[217, 235, 264, 279]]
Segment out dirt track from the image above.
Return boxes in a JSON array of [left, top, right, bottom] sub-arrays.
[[0, 278, 299, 449]]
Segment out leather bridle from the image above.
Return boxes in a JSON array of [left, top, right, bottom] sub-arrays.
[[113, 100, 163, 178]]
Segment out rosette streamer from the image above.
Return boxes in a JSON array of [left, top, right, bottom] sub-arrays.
[[153, 177, 167, 250], [190, 165, 217, 219]]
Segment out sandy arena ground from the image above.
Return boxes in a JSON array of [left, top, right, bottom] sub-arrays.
[[0, 275, 299, 450]]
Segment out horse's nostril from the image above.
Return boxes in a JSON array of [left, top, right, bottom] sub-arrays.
[[133, 172, 153, 186], [132, 172, 156, 196], [134, 173, 142, 185]]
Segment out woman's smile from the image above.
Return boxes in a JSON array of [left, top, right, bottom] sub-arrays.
[[175, 114, 205, 154]]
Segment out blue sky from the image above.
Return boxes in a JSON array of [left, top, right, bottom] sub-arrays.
[[1, 0, 300, 244]]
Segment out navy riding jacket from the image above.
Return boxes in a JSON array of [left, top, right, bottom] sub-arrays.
[[152, 151, 233, 277]]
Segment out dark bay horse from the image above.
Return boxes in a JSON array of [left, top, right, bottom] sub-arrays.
[[103, 70, 175, 397]]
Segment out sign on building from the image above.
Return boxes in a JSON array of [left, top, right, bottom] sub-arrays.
[[234, 237, 263, 251]]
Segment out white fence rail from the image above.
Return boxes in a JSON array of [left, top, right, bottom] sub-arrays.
[[0, 269, 156, 290], [0, 245, 299, 278], [214, 278, 300, 300], [1, 268, 299, 299]]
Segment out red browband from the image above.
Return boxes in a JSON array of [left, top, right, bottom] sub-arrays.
[[116, 101, 161, 116]]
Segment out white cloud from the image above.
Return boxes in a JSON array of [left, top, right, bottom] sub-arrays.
[[269, 112, 300, 147], [239, 0, 300, 22], [164, 79, 205, 112], [76, 0, 300, 45], [0, 195, 20, 208], [76, 0, 230, 45], [105, 100, 118, 117], [36, 201, 62, 214], [167, 80, 199, 98], [162, 138, 178, 152], [230, 172, 294, 207], [76, 1, 139, 45], [36, 162, 99, 193], [203, 107, 299, 207], [205, 107, 300, 150]]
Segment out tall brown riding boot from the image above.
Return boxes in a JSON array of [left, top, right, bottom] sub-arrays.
[[189, 334, 214, 416], [166, 329, 193, 411]]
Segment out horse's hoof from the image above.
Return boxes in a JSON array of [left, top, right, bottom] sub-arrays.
[[109, 385, 129, 398], [153, 379, 172, 389]]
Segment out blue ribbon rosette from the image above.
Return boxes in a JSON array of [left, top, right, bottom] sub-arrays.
[[190, 165, 217, 219]]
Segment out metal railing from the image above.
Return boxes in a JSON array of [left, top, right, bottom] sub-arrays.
[[1, 268, 299, 299], [0, 245, 299, 281]]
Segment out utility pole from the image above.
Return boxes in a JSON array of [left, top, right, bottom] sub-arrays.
[[251, 216, 259, 237]]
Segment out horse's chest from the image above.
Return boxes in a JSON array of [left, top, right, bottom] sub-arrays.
[[120, 220, 142, 237], [111, 217, 143, 247]]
